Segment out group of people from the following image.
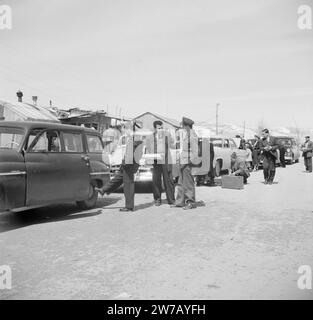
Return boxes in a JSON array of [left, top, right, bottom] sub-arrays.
[[95, 119, 313, 211], [232, 130, 313, 185], [96, 117, 200, 212]]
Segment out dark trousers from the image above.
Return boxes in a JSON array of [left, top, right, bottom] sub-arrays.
[[263, 155, 276, 182], [304, 156, 312, 172], [279, 148, 286, 167], [102, 168, 124, 193], [175, 165, 195, 206], [123, 164, 139, 209], [152, 164, 175, 204], [252, 150, 260, 168], [235, 172, 248, 184]]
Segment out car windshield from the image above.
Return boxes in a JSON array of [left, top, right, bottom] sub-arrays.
[[209, 138, 223, 147], [0, 127, 25, 150], [277, 138, 292, 146]]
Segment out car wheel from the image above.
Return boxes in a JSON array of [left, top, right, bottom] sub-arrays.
[[76, 184, 98, 210], [214, 160, 222, 177]]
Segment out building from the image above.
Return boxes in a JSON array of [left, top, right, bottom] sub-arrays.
[[58, 108, 130, 135], [0, 98, 59, 123], [133, 112, 180, 133]]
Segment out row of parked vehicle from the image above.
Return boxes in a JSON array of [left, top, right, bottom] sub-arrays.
[[0, 120, 301, 214]]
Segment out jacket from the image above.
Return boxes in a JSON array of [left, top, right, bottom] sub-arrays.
[[179, 129, 201, 166], [259, 136, 279, 159]]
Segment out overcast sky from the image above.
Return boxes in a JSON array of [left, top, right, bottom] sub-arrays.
[[0, 0, 312, 128]]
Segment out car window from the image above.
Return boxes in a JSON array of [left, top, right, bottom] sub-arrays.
[[63, 132, 83, 153], [0, 127, 25, 150], [229, 139, 237, 149], [224, 139, 230, 148], [26, 128, 44, 150], [210, 138, 223, 148], [29, 130, 61, 152], [87, 134, 103, 153]]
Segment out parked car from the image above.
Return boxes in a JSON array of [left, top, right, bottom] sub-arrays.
[[107, 130, 156, 187], [209, 136, 248, 176], [0, 121, 110, 213], [274, 136, 300, 164]]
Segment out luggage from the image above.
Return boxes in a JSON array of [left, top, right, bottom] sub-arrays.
[[221, 175, 244, 190]]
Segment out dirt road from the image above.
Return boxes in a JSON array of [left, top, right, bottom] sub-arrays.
[[1, 161, 313, 299]]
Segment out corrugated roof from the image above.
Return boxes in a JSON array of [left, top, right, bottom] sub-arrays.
[[0, 99, 59, 122]]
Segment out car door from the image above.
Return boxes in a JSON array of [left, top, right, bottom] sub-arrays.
[[25, 129, 90, 206], [0, 126, 26, 211], [85, 133, 110, 186], [230, 138, 248, 162]]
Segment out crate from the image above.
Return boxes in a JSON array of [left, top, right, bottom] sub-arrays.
[[221, 175, 244, 190]]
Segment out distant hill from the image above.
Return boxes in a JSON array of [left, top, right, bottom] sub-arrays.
[[195, 121, 309, 143]]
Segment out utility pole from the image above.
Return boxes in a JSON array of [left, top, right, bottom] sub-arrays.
[[243, 120, 246, 138], [216, 103, 220, 135]]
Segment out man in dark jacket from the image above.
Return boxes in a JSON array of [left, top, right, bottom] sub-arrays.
[[301, 136, 313, 173], [96, 120, 144, 212], [259, 129, 279, 184]]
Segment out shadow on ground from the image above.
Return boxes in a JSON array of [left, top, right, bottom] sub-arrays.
[[0, 197, 121, 234]]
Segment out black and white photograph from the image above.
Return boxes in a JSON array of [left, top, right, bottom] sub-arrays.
[[0, 0, 313, 304]]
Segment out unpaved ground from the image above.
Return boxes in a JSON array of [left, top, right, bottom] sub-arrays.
[[1, 160, 313, 300]]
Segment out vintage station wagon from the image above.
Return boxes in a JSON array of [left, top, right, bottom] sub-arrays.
[[0, 121, 110, 213]]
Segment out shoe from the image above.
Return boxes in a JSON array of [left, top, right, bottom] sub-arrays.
[[264, 181, 268, 184], [183, 202, 196, 210], [267, 181, 273, 185], [154, 200, 161, 206], [119, 207, 134, 212]]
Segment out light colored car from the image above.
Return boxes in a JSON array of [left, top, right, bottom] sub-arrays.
[[107, 130, 155, 186], [209, 136, 248, 176]]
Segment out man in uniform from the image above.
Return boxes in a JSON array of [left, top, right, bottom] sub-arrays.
[[96, 120, 144, 212], [301, 136, 313, 173], [171, 117, 201, 210], [145, 120, 175, 206], [259, 129, 279, 184]]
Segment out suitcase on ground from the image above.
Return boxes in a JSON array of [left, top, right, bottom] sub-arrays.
[[221, 175, 244, 190]]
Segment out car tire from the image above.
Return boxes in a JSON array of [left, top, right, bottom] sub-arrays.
[[76, 184, 98, 210]]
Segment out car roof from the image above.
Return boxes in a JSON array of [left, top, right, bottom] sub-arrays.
[[0, 121, 100, 135], [273, 136, 294, 139]]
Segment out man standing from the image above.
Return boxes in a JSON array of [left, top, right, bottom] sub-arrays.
[[252, 135, 261, 171], [301, 136, 313, 173], [259, 129, 279, 185], [278, 140, 286, 168], [145, 120, 175, 206], [96, 121, 144, 212], [172, 117, 200, 210]]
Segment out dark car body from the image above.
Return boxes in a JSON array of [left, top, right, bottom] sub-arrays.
[[274, 136, 300, 164], [0, 121, 110, 213]]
